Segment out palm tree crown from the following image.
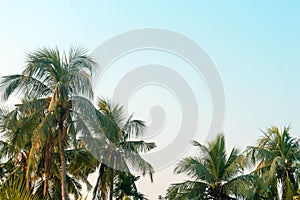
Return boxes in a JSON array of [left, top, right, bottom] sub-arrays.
[[92, 99, 155, 200], [0, 47, 96, 200], [247, 126, 300, 199], [166, 134, 253, 200]]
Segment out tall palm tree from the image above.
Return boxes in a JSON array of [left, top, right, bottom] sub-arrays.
[[92, 99, 155, 200], [166, 134, 254, 200], [247, 126, 300, 199], [0, 47, 95, 200]]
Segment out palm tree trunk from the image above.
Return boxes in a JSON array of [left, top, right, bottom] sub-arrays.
[[43, 175, 48, 197], [58, 105, 70, 200], [44, 131, 52, 197], [43, 149, 49, 196], [109, 170, 114, 200], [92, 163, 107, 200], [59, 128, 68, 200]]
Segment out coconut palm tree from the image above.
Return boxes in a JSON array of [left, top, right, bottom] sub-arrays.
[[166, 134, 254, 200], [0, 174, 41, 200], [113, 171, 148, 200], [0, 47, 95, 200], [0, 98, 98, 199], [247, 126, 300, 199], [92, 99, 155, 200], [0, 98, 50, 192]]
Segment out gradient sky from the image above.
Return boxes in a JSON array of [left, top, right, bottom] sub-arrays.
[[1, 1, 300, 199]]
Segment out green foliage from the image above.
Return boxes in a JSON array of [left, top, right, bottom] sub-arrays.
[[1, 46, 300, 200], [166, 134, 255, 199], [0, 175, 41, 200], [113, 171, 148, 200], [0, 46, 97, 200], [247, 126, 300, 199], [92, 99, 155, 200], [0, 97, 100, 199]]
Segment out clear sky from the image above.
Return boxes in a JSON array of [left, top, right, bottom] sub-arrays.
[[1, 1, 300, 199]]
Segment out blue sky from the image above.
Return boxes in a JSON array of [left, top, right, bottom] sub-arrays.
[[1, 1, 300, 199]]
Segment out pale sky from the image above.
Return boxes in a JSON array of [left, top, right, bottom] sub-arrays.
[[1, 1, 300, 199]]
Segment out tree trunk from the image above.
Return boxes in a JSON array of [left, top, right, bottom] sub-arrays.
[[58, 105, 70, 200], [43, 149, 49, 196], [44, 131, 52, 197], [92, 163, 107, 200], [59, 128, 68, 200], [43, 175, 48, 197], [109, 169, 114, 200]]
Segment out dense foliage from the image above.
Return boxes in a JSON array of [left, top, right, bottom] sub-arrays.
[[0, 47, 299, 200], [0, 47, 154, 200], [164, 128, 300, 200]]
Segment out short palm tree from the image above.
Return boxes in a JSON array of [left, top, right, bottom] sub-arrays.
[[166, 134, 254, 200], [92, 99, 155, 200], [0, 175, 40, 200], [247, 126, 300, 199], [113, 171, 148, 200], [0, 47, 96, 200]]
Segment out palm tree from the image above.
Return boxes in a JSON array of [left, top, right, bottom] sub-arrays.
[[113, 171, 148, 200], [166, 134, 254, 200], [92, 99, 155, 200], [0, 98, 50, 193], [0, 47, 95, 200], [247, 126, 300, 199], [0, 174, 41, 200], [0, 98, 98, 199]]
